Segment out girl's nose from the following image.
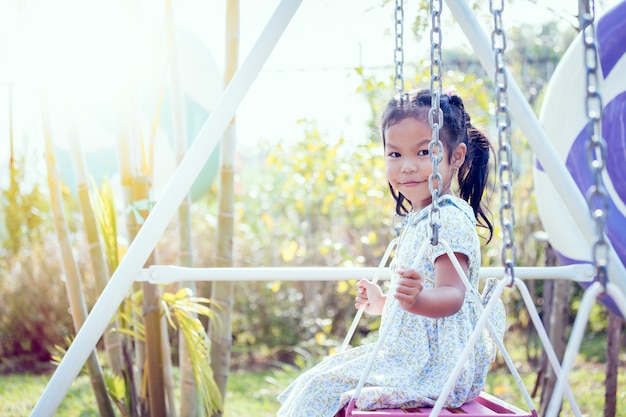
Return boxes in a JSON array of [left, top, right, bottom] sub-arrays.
[[401, 158, 418, 173]]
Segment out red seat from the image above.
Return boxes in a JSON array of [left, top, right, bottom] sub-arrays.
[[338, 391, 536, 417]]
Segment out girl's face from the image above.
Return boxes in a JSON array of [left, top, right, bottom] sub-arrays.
[[384, 117, 466, 211]]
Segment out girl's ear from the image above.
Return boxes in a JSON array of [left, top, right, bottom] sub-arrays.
[[450, 143, 467, 169]]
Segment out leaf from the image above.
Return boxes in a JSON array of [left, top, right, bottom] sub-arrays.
[[336, 280, 350, 294], [281, 240, 298, 263], [161, 289, 223, 413], [104, 370, 126, 404], [270, 281, 281, 293]]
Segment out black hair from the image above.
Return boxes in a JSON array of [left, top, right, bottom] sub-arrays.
[[381, 88, 494, 242]]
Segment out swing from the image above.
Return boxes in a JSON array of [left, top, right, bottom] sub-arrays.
[[29, 1, 626, 416], [337, 1, 616, 416]]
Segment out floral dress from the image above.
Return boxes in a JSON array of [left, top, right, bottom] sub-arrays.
[[276, 195, 506, 417]]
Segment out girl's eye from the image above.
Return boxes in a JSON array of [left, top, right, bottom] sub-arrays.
[[388, 151, 401, 158], [417, 149, 429, 156]]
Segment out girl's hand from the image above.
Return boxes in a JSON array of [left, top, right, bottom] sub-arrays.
[[355, 279, 385, 316], [394, 268, 424, 311]]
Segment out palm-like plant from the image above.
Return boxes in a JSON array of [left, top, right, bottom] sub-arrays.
[[162, 289, 223, 415], [92, 177, 223, 416]]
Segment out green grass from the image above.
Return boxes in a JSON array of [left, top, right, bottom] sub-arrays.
[[0, 372, 112, 417], [484, 361, 626, 416], [1, 347, 624, 416], [222, 369, 292, 416], [0, 368, 293, 417]]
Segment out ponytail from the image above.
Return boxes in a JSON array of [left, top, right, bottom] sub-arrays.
[[457, 120, 494, 243]]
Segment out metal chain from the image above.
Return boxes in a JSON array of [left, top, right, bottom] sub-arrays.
[[579, 0, 609, 286], [428, 0, 443, 245], [390, 0, 405, 237], [393, 0, 404, 95], [490, 0, 516, 284]]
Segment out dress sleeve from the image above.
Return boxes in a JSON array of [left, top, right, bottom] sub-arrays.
[[428, 201, 479, 264]]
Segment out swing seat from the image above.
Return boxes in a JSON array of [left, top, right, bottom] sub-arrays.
[[339, 391, 536, 417]]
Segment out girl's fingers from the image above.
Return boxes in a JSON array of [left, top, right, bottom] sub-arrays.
[[395, 272, 424, 299], [398, 268, 420, 279]]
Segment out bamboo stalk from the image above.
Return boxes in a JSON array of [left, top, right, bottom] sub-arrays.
[[117, 121, 146, 405], [133, 175, 166, 417], [167, 10, 199, 416], [42, 108, 115, 417], [154, 6, 180, 415], [160, 305, 177, 416], [209, 1, 239, 415], [69, 134, 124, 376]]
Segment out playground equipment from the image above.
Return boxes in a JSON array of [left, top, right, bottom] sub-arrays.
[[335, 1, 626, 416], [29, 0, 626, 416], [535, 0, 626, 314]]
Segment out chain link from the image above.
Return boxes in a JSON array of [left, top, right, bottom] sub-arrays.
[[579, 0, 609, 286], [393, 0, 405, 94], [428, 0, 443, 245], [490, 0, 516, 284]]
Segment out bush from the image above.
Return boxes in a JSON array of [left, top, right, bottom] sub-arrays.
[[0, 237, 77, 373], [0, 155, 84, 373]]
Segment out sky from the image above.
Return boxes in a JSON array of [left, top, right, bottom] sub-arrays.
[[0, 0, 622, 179]]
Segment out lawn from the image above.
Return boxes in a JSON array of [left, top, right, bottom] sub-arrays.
[[2, 327, 625, 417], [1, 356, 624, 417], [0, 368, 293, 417]]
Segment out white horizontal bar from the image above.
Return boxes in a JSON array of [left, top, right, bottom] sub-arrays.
[[138, 264, 595, 284]]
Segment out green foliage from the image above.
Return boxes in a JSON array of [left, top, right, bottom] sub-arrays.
[[92, 285, 224, 415], [103, 370, 126, 406], [0, 243, 72, 370], [228, 123, 397, 364], [90, 178, 120, 272], [161, 288, 223, 415], [1, 154, 51, 255], [0, 152, 75, 372]]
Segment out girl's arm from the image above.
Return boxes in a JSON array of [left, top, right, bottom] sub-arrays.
[[394, 252, 467, 318]]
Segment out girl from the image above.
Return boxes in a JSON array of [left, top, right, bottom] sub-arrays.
[[277, 89, 505, 417]]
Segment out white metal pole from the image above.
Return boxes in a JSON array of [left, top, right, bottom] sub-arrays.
[[30, 1, 303, 415], [516, 279, 581, 416], [339, 238, 398, 353], [546, 280, 626, 416], [444, 0, 626, 297], [137, 264, 594, 283], [545, 281, 604, 417]]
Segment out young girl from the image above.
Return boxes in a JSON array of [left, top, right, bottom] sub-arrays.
[[277, 89, 505, 416]]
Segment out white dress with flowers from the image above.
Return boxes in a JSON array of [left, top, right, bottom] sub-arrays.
[[276, 195, 505, 417]]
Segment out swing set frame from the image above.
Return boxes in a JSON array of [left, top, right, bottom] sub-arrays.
[[30, 0, 626, 416]]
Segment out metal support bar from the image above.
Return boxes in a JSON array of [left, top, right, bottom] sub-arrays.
[[29, 1, 303, 415], [546, 281, 626, 417], [137, 264, 595, 284]]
